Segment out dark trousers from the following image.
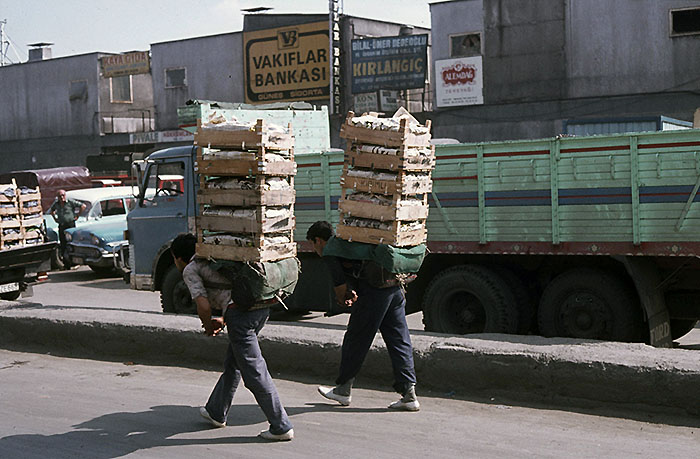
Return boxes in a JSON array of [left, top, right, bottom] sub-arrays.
[[58, 222, 75, 265], [336, 281, 417, 394], [205, 307, 292, 434]]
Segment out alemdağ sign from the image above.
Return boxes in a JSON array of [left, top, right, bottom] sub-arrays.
[[244, 21, 330, 103]]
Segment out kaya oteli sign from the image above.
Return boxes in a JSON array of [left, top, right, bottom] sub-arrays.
[[244, 21, 330, 103], [351, 34, 428, 94], [435, 56, 484, 107]]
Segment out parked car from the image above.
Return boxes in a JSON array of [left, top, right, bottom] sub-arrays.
[[65, 219, 129, 275], [44, 186, 138, 269]]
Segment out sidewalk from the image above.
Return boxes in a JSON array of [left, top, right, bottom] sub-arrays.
[[1, 300, 698, 415]]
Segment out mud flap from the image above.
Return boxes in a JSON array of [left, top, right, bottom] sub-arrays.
[[620, 256, 673, 348]]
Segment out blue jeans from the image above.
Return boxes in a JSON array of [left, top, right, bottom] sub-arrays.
[[205, 307, 292, 434], [336, 281, 417, 394]]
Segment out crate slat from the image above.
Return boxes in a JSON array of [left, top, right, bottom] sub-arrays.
[[345, 149, 435, 173], [338, 198, 429, 221], [340, 112, 431, 148], [336, 223, 426, 247], [198, 214, 295, 234], [198, 188, 295, 207]]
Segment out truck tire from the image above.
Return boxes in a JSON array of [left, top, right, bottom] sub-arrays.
[[51, 246, 65, 271], [160, 265, 196, 315], [493, 266, 537, 334], [670, 319, 698, 340], [538, 268, 641, 342], [422, 265, 519, 334], [0, 290, 21, 301]]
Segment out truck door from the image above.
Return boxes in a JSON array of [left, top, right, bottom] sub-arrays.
[[128, 158, 188, 288]]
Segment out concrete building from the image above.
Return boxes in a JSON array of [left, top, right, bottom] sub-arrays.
[[0, 46, 155, 172], [429, 0, 700, 142]]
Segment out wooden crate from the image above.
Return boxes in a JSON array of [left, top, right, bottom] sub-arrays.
[[196, 155, 297, 177], [197, 211, 295, 234], [196, 241, 297, 263], [345, 147, 435, 173], [22, 228, 42, 240], [338, 194, 429, 221], [336, 220, 426, 247], [0, 207, 19, 216], [198, 188, 295, 207], [198, 175, 295, 207], [341, 168, 433, 195], [0, 217, 21, 229], [195, 119, 294, 151], [340, 111, 431, 148], [20, 204, 42, 215], [20, 216, 43, 227]]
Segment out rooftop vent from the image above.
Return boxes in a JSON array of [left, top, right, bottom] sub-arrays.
[[28, 42, 52, 62]]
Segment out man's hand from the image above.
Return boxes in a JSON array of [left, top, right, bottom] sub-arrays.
[[333, 284, 358, 308], [210, 317, 225, 335]]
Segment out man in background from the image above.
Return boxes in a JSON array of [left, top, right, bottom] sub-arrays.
[[49, 189, 86, 268]]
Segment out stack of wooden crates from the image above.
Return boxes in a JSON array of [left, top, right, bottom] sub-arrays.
[[336, 111, 435, 246], [0, 181, 43, 250], [194, 119, 297, 262]]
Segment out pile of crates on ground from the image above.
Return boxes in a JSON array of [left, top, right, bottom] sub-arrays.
[[194, 116, 297, 262], [0, 180, 44, 250], [337, 109, 435, 247]]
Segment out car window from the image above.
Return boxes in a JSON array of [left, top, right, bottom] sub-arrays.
[[76, 200, 91, 217], [101, 198, 127, 217]]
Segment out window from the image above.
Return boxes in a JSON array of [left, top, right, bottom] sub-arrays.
[[97, 199, 127, 217], [69, 80, 88, 101], [450, 32, 482, 57], [142, 161, 186, 206], [110, 75, 132, 103], [670, 8, 700, 36], [165, 68, 187, 88]]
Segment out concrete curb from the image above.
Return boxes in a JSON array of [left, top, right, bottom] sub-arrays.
[[1, 314, 698, 414]]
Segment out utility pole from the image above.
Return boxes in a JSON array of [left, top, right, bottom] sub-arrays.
[[0, 19, 8, 66]]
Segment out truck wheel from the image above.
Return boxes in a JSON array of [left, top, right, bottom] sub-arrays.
[[51, 247, 65, 271], [493, 266, 537, 334], [538, 268, 641, 342], [670, 319, 698, 340], [0, 291, 21, 301], [422, 265, 519, 334], [160, 265, 196, 314]]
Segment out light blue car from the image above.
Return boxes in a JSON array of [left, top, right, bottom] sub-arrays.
[[45, 187, 138, 273]]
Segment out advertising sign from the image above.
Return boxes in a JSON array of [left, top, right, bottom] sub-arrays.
[[244, 21, 330, 103], [351, 34, 428, 94], [435, 56, 484, 107], [101, 51, 150, 78], [130, 130, 194, 145], [353, 93, 378, 113]]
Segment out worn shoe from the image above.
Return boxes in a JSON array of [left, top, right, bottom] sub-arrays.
[[258, 428, 294, 441], [388, 385, 420, 411], [318, 386, 351, 406], [199, 406, 226, 428]]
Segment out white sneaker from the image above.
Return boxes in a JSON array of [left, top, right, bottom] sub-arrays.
[[388, 398, 421, 411], [199, 406, 226, 427], [318, 386, 351, 406], [258, 428, 294, 441]]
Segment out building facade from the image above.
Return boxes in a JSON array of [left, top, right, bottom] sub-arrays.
[[429, 0, 700, 141], [0, 48, 155, 172]]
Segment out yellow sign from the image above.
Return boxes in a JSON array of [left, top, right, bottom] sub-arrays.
[[101, 51, 150, 78], [244, 21, 330, 103]]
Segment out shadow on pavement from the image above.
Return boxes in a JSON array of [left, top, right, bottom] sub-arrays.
[[0, 402, 390, 457]]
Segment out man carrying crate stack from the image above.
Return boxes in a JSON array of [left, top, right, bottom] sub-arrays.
[[171, 233, 294, 441]]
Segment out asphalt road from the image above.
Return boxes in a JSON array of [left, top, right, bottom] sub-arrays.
[[1, 349, 697, 459], [26, 267, 700, 348]]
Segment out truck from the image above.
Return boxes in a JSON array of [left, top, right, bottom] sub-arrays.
[[0, 243, 55, 300], [123, 102, 700, 347]]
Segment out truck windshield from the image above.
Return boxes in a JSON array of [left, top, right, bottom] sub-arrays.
[[142, 162, 186, 204]]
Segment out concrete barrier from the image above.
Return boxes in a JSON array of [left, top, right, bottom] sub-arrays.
[[1, 311, 698, 415]]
